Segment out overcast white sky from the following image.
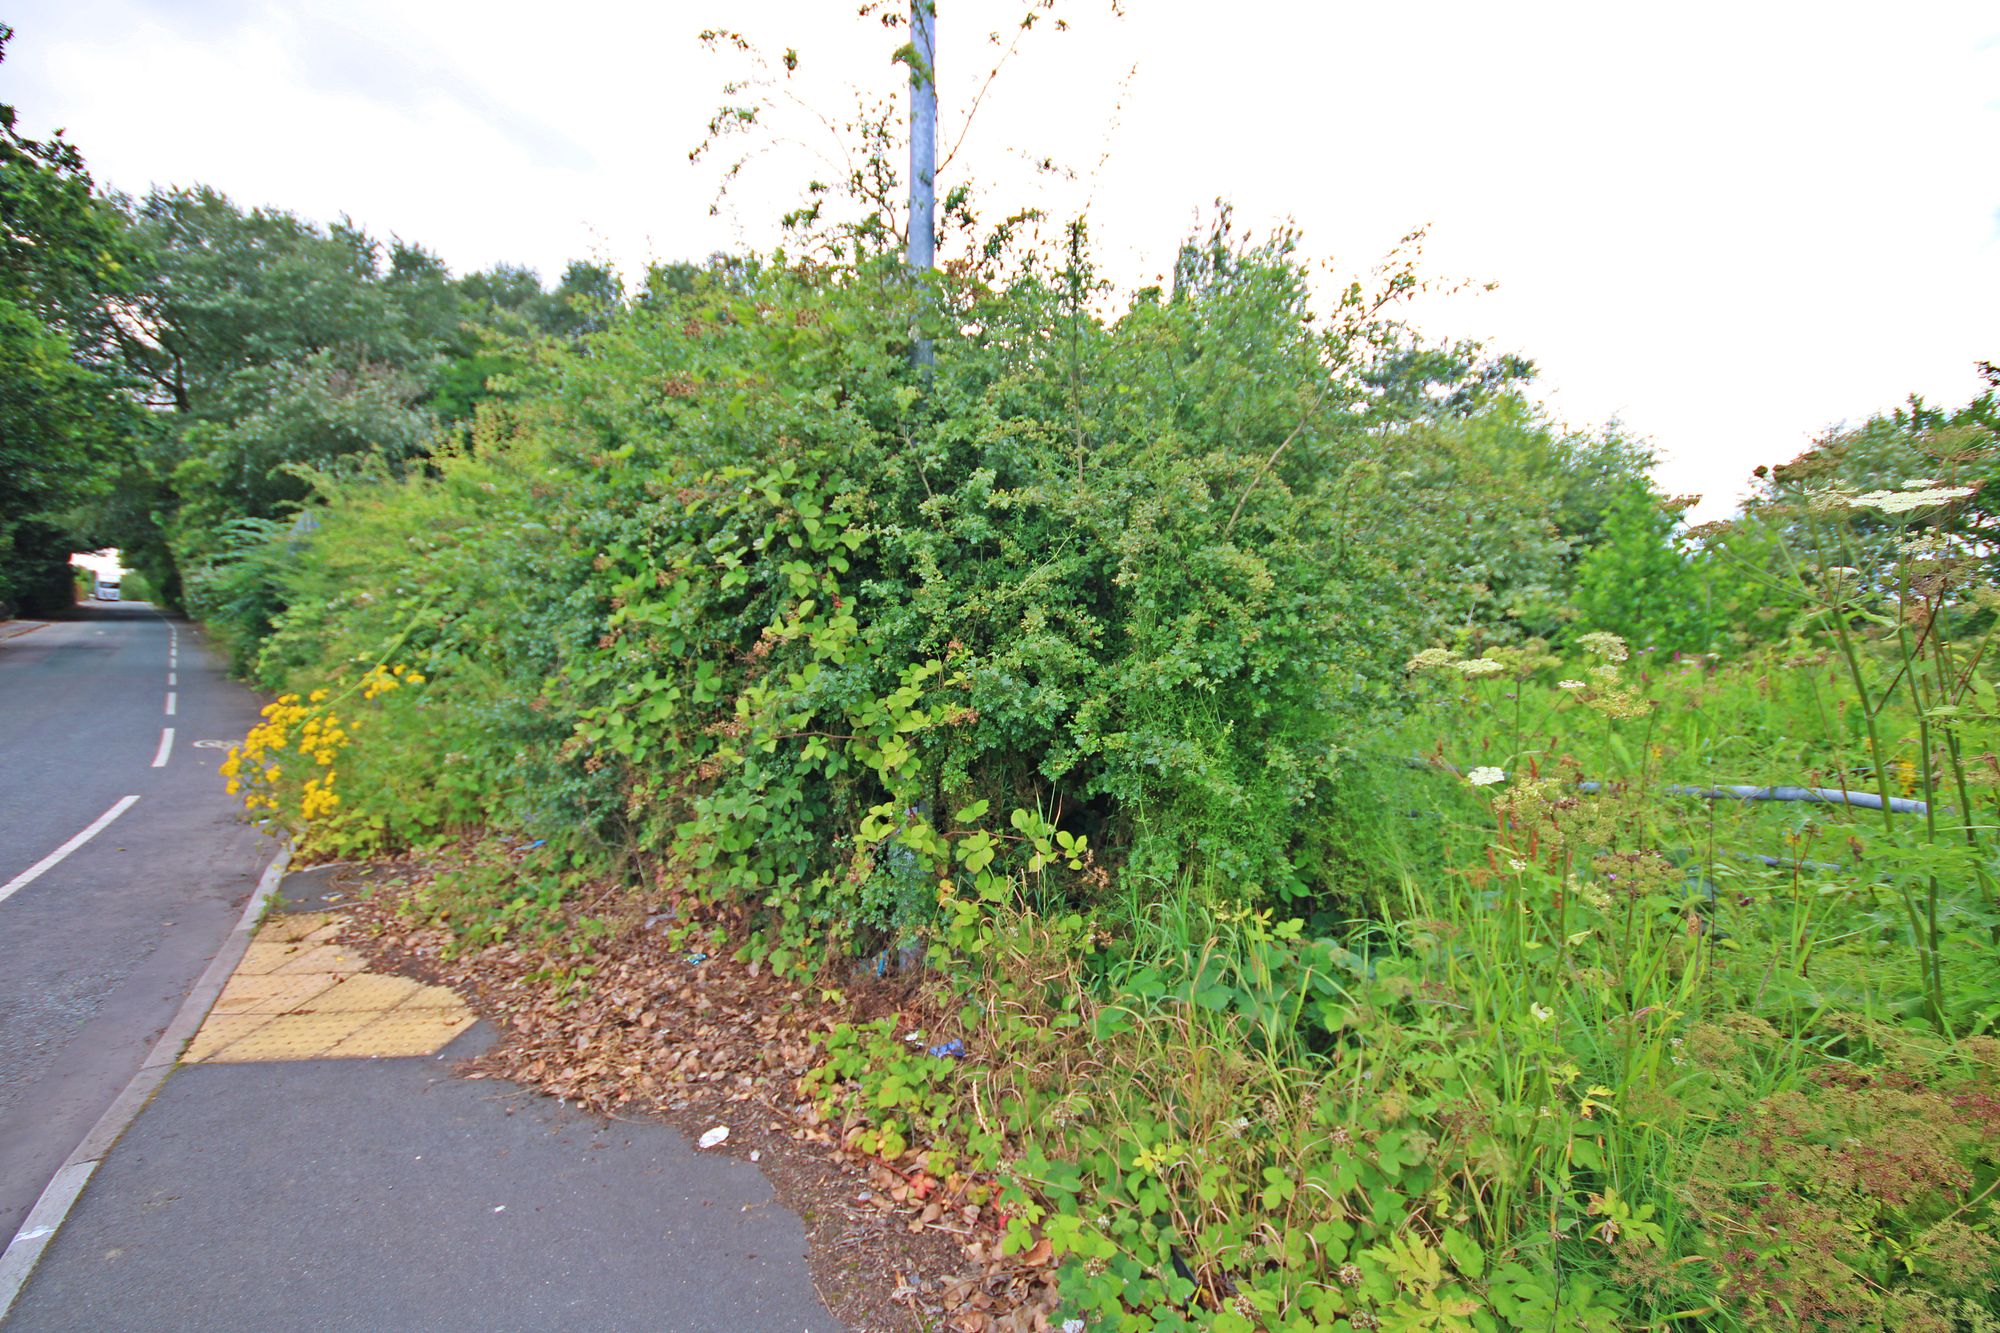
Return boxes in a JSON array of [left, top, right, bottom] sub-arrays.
[[5, 1, 1996, 516]]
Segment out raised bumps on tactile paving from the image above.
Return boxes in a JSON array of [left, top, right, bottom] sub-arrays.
[[183, 912, 476, 1063]]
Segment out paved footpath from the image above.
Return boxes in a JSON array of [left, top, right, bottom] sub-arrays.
[[0, 608, 837, 1331]]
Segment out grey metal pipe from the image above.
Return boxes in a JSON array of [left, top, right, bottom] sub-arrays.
[[1410, 756, 1931, 816], [907, 0, 937, 369], [1575, 781, 1929, 816]]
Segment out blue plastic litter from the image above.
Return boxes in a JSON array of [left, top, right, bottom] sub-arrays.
[[521, 838, 546, 851], [928, 1039, 965, 1060], [871, 942, 927, 978], [684, 952, 709, 966]]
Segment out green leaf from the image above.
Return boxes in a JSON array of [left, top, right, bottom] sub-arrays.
[[1441, 1227, 1485, 1279]]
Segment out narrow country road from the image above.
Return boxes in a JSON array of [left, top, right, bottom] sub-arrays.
[[0, 604, 272, 1242]]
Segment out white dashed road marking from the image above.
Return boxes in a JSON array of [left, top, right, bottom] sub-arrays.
[[0, 796, 141, 909]]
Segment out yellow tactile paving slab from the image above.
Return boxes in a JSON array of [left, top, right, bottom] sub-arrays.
[[256, 911, 339, 944], [232, 941, 312, 976], [183, 913, 476, 1063], [183, 1015, 272, 1063], [211, 973, 339, 1016], [271, 943, 369, 975], [323, 1009, 478, 1059], [310, 973, 422, 1011], [205, 1011, 380, 1063]]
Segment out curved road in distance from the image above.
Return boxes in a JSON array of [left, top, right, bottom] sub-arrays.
[[0, 604, 273, 1241]]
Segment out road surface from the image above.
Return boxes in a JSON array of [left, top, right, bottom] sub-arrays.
[[0, 604, 272, 1241]]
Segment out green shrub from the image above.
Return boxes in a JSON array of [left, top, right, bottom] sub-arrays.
[[251, 229, 1476, 931]]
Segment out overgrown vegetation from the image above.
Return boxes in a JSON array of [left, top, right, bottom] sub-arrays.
[[13, 9, 1998, 1329], [212, 214, 2000, 1327]]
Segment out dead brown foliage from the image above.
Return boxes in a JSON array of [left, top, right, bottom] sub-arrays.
[[336, 860, 1064, 1333]]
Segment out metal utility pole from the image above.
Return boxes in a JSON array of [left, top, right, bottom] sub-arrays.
[[908, 0, 936, 369]]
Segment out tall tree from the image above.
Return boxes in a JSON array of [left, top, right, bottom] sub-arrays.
[[0, 23, 141, 614], [109, 187, 452, 598]]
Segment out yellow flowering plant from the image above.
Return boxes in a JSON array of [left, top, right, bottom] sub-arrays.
[[222, 663, 425, 855]]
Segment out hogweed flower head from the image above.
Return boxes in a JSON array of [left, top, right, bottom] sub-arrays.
[[1848, 485, 1974, 515], [1577, 631, 1629, 664]]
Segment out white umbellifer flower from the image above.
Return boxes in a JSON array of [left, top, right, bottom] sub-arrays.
[[1582, 634, 1628, 662], [1406, 647, 1458, 672], [1902, 478, 1942, 489], [1577, 631, 1628, 663], [1848, 485, 1974, 514], [1558, 679, 1586, 690], [1824, 566, 1860, 578], [1454, 658, 1506, 678], [1467, 766, 1506, 787]]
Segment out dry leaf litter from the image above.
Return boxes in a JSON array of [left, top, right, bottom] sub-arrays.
[[336, 855, 1066, 1333]]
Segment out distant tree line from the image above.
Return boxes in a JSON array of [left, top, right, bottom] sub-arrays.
[[0, 24, 673, 616]]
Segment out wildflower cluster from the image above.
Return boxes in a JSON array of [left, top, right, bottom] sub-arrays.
[[1407, 640, 1562, 682], [221, 664, 422, 841], [361, 661, 423, 699], [222, 692, 316, 815], [1575, 630, 1629, 664], [1565, 631, 1652, 720], [1405, 647, 1509, 678]]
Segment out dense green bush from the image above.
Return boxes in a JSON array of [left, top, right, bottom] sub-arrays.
[[247, 230, 1459, 925]]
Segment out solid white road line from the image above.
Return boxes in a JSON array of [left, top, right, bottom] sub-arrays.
[[0, 795, 141, 909], [151, 728, 174, 768], [164, 692, 177, 716]]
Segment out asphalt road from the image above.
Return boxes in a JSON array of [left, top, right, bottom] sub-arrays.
[[0, 604, 273, 1241]]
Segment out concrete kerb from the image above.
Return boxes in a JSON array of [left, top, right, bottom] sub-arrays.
[[0, 838, 291, 1321]]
